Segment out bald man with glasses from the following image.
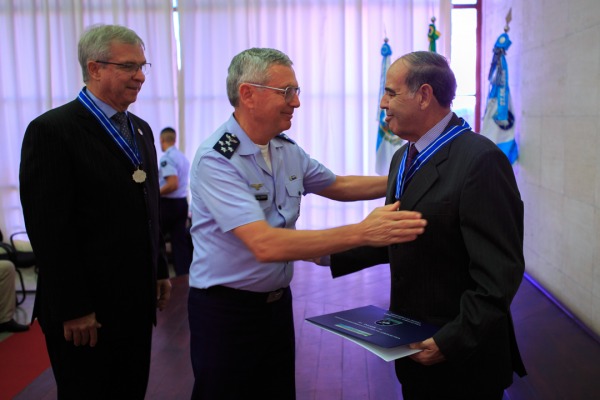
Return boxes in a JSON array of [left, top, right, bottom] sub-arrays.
[[187, 47, 427, 399]]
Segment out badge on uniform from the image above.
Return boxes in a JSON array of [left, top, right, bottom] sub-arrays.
[[161, 161, 167, 167], [255, 194, 268, 201], [213, 132, 240, 159], [250, 183, 264, 191]]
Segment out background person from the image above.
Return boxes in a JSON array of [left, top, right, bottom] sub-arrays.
[[325, 51, 526, 400], [0, 260, 30, 333], [19, 24, 171, 399], [159, 126, 192, 276], [187, 47, 427, 400]]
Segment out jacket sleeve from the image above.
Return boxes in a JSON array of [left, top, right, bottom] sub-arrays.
[[20, 116, 95, 323], [330, 246, 389, 278], [433, 147, 524, 362]]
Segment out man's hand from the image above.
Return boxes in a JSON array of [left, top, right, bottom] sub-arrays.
[[359, 201, 426, 246], [157, 278, 172, 311], [408, 337, 446, 366], [63, 312, 102, 347]]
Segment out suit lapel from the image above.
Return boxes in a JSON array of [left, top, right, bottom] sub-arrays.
[[396, 113, 463, 210], [74, 100, 144, 168], [399, 144, 449, 210], [129, 116, 150, 167]]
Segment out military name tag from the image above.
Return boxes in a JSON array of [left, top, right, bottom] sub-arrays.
[[132, 168, 147, 183], [255, 194, 268, 201]]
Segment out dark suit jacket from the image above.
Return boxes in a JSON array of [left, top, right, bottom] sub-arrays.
[[20, 97, 169, 338], [331, 114, 526, 392]]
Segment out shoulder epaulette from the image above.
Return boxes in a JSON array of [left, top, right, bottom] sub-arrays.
[[213, 132, 240, 159], [275, 133, 295, 144]]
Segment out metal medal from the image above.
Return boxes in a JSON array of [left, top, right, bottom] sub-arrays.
[[132, 168, 147, 183]]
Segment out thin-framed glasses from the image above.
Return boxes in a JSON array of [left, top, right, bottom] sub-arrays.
[[246, 83, 301, 103], [95, 60, 151, 75]]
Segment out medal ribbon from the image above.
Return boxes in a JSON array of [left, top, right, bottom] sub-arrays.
[[395, 119, 471, 199], [77, 88, 142, 167]]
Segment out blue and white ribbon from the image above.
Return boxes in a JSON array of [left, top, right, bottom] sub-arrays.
[[395, 119, 471, 199], [77, 88, 142, 167]]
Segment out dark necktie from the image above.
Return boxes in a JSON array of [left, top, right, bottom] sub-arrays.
[[111, 112, 134, 147], [405, 144, 419, 171], [403, 144, 419, 189]]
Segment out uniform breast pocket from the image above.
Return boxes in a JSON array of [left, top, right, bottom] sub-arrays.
[[285, 179, 304, 217]]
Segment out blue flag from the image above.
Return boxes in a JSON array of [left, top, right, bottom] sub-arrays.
[[481, 32, 518, 164], [375, 39, 404, 175]]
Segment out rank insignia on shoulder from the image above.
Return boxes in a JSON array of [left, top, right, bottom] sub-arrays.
[[161, 161, 167, 167], [275, 133, 295, 144], [213, 132, 240, 159]]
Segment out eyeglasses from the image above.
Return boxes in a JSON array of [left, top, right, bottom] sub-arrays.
[[246, 83, 301, 103], [95, 60, 151, 75]]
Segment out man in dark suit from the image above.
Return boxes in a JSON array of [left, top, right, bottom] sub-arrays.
[[19, 24, 171, 399], [327, 51, 527, 399]]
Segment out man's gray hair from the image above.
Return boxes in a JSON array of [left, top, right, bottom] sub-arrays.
[[399, 51, 456, 108], [226, 48, 293, 107], [78, 24, 145, 83]]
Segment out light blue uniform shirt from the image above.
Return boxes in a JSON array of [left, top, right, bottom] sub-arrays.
[[159, 146, 190, 199], [189, 114, 336, 292]]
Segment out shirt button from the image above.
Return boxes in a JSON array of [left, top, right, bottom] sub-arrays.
[[278, 205, 283, 210]]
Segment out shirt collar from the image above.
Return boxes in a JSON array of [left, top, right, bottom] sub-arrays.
[[84, 87, 124, 119], [413, 111, 453, 152]]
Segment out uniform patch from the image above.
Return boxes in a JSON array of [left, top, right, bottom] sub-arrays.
[[161, 161, 167, 167], [275, 133, 295, 144], [213, 132, 240, 159]]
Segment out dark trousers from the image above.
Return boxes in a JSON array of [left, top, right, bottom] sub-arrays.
[[188, 285, 296, 400], [160, 197, 192, 276], [44, 325, 153, 400]]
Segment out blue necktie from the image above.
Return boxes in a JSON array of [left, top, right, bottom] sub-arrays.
[[111, 112, 134, 147]]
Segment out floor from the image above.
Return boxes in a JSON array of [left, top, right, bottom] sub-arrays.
[[6, 262, 600, 399]]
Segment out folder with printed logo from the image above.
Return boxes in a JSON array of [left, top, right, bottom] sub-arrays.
[[306, 305, 439, 362]]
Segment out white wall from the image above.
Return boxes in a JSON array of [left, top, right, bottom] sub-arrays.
[[481, 0, 600, 335]]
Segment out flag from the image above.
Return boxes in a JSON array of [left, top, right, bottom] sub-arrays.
[[481, 32, 518, 164], [428, 17, 440, 53], [375, 38, 404, 175]]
